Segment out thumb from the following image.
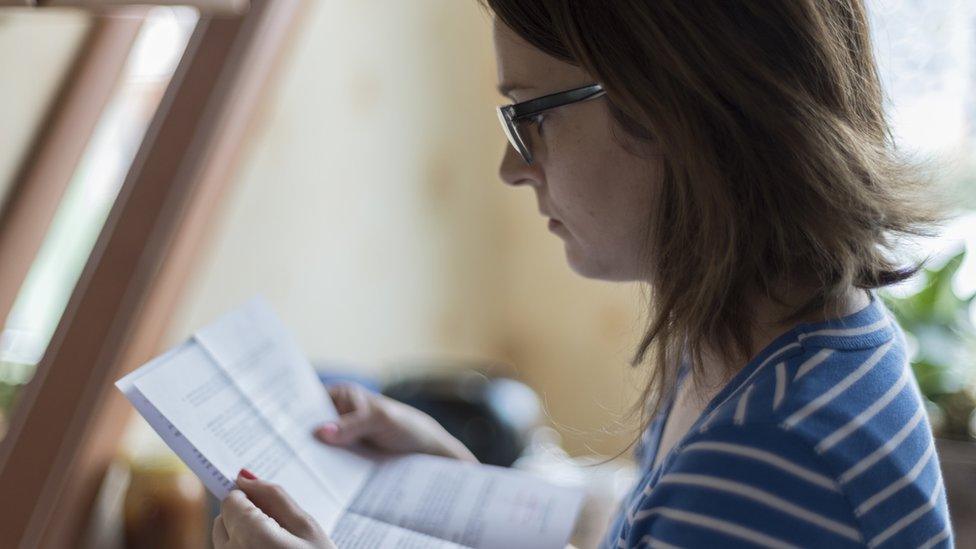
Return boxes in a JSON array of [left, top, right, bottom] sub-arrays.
[[313, 411, 376, 446], [235, 469, 321, 540]]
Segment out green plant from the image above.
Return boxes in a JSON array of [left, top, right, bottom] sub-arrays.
[[882, 249, 976, 440]]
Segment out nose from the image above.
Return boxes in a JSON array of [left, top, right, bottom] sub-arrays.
[[498, 144, 542, 187]]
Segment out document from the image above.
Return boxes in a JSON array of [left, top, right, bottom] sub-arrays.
[[116, 297, 583, 548]]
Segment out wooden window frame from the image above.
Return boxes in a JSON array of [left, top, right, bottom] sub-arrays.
[[0, 0, 303, 546], [0, 0, 248, 13], [0, 14, 142, 341]]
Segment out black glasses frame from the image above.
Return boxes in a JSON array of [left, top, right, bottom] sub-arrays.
[[496, 83, 606, 164]]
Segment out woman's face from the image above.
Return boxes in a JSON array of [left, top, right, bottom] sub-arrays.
[[493, 21, 662, 282]]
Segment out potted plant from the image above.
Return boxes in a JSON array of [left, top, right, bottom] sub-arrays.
[[882, 248, 976, 543]]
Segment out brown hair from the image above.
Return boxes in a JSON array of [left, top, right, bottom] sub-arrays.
[[480, 1, 945, 439]]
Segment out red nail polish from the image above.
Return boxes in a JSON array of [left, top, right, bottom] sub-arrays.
[[239, 468, 257, 480]]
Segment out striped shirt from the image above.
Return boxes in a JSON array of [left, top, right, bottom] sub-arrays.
[[602, 290, 953, 548]]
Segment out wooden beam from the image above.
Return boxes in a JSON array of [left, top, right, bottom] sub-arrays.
[[0, 15, 142, 341], [0, 1, 304, 546], [30, 0, 249, 13]]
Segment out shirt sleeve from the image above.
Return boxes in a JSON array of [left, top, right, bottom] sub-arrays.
[[619, 422, 865, 548]]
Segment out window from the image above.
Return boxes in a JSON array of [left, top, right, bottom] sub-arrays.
[[0, 6, 197, 440], [0, 2, 301, 544], [870, 0, 976, 297]]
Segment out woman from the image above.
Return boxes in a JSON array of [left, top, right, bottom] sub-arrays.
[[213, 1, 954, 547]]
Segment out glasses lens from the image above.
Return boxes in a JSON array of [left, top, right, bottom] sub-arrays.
[[496, 107, 532, 164]]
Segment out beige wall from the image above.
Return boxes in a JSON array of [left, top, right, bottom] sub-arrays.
[[170, 0, 645, 456]]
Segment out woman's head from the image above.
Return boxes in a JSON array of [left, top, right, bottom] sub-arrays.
[[483, 1, 943, 423], [494, 23, 663, 281]]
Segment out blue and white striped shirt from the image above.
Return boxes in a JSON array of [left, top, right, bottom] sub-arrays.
[[603, 290, 953, 548]]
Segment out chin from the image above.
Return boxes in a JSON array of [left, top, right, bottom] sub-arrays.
[[566, 242, 641, 282], [565, 247, 627, 281]]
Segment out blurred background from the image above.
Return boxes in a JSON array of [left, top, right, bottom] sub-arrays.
[[0, 0, 974, 547]]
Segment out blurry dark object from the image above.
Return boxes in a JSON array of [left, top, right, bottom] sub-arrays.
[[382, 363, 542, 467], [123, 453, 206, 549]]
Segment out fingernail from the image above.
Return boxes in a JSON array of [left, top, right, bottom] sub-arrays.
[[239, 468, 257, 480], [316, 423, 339, 437]]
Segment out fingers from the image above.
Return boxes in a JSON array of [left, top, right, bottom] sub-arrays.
[[220, 489, 267, 534], [212, 515, 229, 549], [326, 383, 369, 415], [318, 384, 380, 446], [314, 415, 373, 446], [234, 470, 321, 540], [217, 471, 328, 547]]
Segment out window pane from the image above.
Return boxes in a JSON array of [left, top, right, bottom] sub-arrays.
[[869, 0, 976, 299], [0, 9, 91, 212], [0, 7, 199, 440]]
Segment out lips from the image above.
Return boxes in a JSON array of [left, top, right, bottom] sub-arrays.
[[540, 205, 562, 228]]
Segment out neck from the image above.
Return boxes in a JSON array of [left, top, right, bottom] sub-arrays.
[[692, 283, 870, 398]]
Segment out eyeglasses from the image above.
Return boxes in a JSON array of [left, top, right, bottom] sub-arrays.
[[496, 83, 606, 164]]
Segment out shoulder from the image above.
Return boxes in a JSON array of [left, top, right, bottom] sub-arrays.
[[619, 296, 952, 547], [773, 318, 950, 548]]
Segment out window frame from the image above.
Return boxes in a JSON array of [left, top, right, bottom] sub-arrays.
[[0, 0, 248, 12], [0, 0, 303, 545], [0, 13, 141, 350]]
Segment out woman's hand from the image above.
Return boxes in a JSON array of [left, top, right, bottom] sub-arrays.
[[314, 383, 477, 462], [213, 470, 336, 549]]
